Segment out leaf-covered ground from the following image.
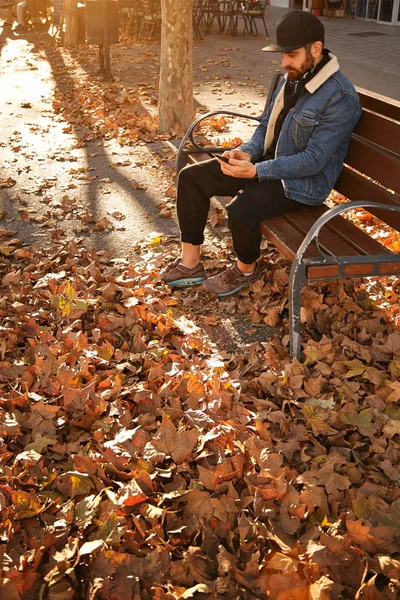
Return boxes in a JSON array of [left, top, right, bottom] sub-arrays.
[[0, 234, 399, 600], [1, 20, 400, 600]]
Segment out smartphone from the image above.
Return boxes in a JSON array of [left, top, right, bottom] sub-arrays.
[[207, 152, 230, 163]]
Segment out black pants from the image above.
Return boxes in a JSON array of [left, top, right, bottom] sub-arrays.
[[177, 158, 301, 264]]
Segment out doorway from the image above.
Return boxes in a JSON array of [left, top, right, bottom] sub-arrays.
[[356, 0, 400, 23]]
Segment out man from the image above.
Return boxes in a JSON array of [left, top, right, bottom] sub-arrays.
[[161, 11, 362, 297]]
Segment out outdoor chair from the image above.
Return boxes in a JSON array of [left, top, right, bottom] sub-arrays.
[[138, 0, 161, 43], [324, 0, 346, 17], [245, 0, 268, 36], [193, 0, 207, 38], [232, 1, 251, 36], [199, 0, 240, 35], [201, 0, 216, 33], [221, 0, 239, 35], [118, 0, 140, 35], [202, 0, 233, 34]]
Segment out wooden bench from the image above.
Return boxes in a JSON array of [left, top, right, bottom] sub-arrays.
[[176, 74, 400, 360]]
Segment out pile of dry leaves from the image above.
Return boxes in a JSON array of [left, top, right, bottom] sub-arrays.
[[0, 234, 399, 600], [53, 81, 159, 146]]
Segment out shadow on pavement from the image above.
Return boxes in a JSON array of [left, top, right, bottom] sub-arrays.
[[13, 28, 178, 251]]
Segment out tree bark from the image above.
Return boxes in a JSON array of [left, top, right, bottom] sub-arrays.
[[64, 0, 79, 48], [158, 0, 194, 136]]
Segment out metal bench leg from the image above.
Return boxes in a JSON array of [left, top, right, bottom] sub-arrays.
[[289, 259, 306, 361]]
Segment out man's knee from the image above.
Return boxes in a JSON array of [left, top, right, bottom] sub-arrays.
[[178, 162, 202, 185], [227, 191, 252, 224]]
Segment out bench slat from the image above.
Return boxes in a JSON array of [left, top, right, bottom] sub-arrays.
[[260, 212, 396, 281], [187, 152, 214, 164], [260, 204, 390, 259], [354, 110, 400, 155], [357, 88, 400, 122], [335, 167, 400, 230], [283, 205, 392, 257], [259, 214, 315, 260], [345, 137, 400, 196], [282, 209, 362, 257]]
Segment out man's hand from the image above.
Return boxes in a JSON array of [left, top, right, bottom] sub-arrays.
[[217, 155, 257, 179], [225, 149, 251, 161], [216, 149, 257, 179]]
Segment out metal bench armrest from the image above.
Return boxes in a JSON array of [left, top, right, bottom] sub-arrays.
[[176, 110, 261, 175], [295, 200, 400, 265], [289, 200, 400, 361], [176, 73, 284, 174]]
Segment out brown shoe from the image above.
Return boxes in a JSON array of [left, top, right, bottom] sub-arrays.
[[202, 262, 261, 297], [161, 258, 206, 288]]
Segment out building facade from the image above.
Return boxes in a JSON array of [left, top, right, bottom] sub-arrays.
[[270, 0, 400, 25], [356, 0, 400, 24]]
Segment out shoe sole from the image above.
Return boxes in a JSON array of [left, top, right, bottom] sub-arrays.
[[167, 276, 206, 288]]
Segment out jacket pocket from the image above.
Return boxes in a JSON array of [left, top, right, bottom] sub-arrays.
[[292, 112, 320, 151]]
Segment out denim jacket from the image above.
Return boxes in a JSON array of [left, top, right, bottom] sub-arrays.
[[238, 55, 362, 205]]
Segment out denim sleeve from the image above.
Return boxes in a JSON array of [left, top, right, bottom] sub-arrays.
[[237, 118, 269, 163], [256, 93, 362, 182]]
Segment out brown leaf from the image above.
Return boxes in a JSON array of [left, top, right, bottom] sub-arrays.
[[56, 471, 94, 499], [0, 178, 16, 188], [153, 413, 199, 464], [11, 490, 44, 520], [355, 575, 385, 600]]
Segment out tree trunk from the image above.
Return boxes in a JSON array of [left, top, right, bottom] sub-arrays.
[[64, 0, 79, 48], [158, 0, 194, 136]]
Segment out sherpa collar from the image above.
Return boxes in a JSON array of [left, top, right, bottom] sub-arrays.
[[305, 53, 340, 93], [263, 53, 340, 153]]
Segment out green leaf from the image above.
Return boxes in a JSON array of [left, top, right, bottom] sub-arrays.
[[303, 346, 324, 366], [344, 359, 366, 378], [388, 360, 400, 378], [341, 408, 376, 435], [25, 433, 56, 454], [97, 512, 123, 544], [386, 405, 400, 420], [352, 495, 377, 519]]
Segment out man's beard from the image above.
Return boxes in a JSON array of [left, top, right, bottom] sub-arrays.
[[286, 49, 314, 81]]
